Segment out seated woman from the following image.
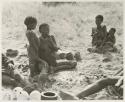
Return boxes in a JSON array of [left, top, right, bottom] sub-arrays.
[[59, 68, 123, 100], [38, 23, 77, 73], [88, 15, 107, 53]]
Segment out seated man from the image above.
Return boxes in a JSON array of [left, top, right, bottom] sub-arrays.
[[2, 54, 22, 87], [38, 23, 77, 73], [59, 68, 123, 100]]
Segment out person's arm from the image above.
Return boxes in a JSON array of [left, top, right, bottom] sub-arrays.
[[26, 32, 39, 52], [91, 28, 95, 37], [51, 35, 57, 45], [100, 25, 108, 47], [103, 25, 107, 36], [91, 28, 99, 47], [112, 36, 116, 45], [59, 77, 121, 100], [102, 25, 107, 41], [49, 35, 59, 51], [76, 77, 119, 99]]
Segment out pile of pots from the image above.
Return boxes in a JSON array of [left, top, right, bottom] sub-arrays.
[[2, 87, 58, 100]]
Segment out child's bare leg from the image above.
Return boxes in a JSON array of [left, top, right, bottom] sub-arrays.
[[38, 60, 49, 74], [29, 63, 35, 78], [76, 77, 120, 99]]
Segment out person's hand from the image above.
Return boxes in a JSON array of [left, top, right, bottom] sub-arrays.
[[115, 77, 123, 88]]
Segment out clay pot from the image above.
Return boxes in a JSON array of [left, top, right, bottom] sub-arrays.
[[6, 49, 18, 57], [29, 90, 41, 100], [41, 91, 58, 100], [59, 53, 66, 59]]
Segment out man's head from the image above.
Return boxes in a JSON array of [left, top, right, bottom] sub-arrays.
[[39, 23, 49, 38], [24, 16, 37, 30], [109, 28, 116, 35], [95, 15, 103, 26]]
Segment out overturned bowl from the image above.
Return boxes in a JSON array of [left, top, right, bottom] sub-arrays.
[[41, 91, 58, 100]]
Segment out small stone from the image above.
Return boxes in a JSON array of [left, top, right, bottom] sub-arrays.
[[74, 52, 82, 61], [66, 52, 74, 60]]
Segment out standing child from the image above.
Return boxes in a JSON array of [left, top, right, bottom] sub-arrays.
[[91, 15, 107, 48], [24, 17, 47, 78]]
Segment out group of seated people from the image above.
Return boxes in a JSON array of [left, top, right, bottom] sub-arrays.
[[88, 15, 116, 53], [2, 15, 123, 100]]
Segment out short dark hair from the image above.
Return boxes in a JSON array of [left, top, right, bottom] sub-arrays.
[[96, 15, 103, 21], [110, 28, 116, 32], [39, 23, 49, 32], [24, 16, 37, 26]]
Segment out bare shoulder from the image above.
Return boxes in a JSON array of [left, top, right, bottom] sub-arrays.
[[26, 30, 36, 37]]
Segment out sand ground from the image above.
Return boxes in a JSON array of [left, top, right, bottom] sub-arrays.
[[2, 2, 123, 100]]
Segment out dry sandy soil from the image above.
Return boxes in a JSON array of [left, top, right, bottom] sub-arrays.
[[2, 2, 123, 100]]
